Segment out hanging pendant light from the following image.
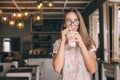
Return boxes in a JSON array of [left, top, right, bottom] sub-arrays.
[[37, 0, 44, 9], [11, 13, 17, 19], [48, 0, 54, 8], [9, 19, 15, 27], [17, 21, 24, 29], [33, 13, 42, 21], [17, 13, 23, 20], [33, 13, 43, 26], [24, 12, 30, 19], [1, 16, 8, 23], [37, 3, 43, 9]]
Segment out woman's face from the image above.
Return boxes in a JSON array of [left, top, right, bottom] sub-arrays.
[[64, 12, 79, 31]]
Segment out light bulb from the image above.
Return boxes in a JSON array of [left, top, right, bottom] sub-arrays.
[[9, 20, 15, 27], [24, 12, 30, 19], [37, 3, 43, 9], [48, 2, 54, 8], [17, 21, 24, 29], [37, 16, 41, 20], [2, 16, 8, 23]]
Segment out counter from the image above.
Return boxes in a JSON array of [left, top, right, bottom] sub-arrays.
[[6, 68, 32, 80]]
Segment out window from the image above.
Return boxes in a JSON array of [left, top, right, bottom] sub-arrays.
[[118, 8, 120, 56], [89, 9, 100, 48], [105, 3, 120, 59]]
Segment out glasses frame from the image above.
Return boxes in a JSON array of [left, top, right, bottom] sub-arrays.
[[64, 19, 80, 26]]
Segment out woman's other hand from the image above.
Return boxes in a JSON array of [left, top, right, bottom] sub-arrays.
[[74, 31, 84, 47], [61, 28, 69, 43]]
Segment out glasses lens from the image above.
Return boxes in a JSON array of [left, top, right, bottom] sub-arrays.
[[65, 19, 79, 26], [65, 20, 71, 26], [74, 20, 79, 25]]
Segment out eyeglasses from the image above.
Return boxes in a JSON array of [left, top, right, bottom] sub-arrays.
[[65, 19, 79, 26]]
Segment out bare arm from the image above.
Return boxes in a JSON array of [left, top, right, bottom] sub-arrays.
[[75, 32, 96, 74], [53, 28, 69, 72], [80, 43, 96, 74], [53, 40, 65, 72]]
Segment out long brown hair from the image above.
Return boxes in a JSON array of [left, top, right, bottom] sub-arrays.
[[63, 8, 95, 50]]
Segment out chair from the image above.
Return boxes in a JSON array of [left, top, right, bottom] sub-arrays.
[[0, 62, 13, 76]]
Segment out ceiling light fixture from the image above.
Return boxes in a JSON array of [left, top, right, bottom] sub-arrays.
[[17, 20, 24, 29], [2, 16, 8, 23], [23, 11, 30, 19], [33, 12, 43, 26], [23, 7, 30, 19], [9, 20, 15, 27], [48, 0, 54, 8], [11, 13, 17, 19], [37, 0, 43, 9], [37, 0, 54, 9], [37, 3, 43, 9], [1, 0, 54, 29], [17, 13, 23, 19]]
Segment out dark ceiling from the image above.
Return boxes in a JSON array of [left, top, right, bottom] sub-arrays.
[[0, 0, 93, 19]]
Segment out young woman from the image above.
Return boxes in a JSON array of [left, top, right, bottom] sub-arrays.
[[52, 8, 97, 80]]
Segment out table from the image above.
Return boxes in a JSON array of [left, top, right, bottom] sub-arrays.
[[28, 58, 60, 80], [6, 68, 32, 80], [19, 65, 39, 80]]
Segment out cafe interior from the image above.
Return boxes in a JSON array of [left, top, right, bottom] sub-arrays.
[[0, 0, 120, 80]]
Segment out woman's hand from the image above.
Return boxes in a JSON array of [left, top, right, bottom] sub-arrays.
[[61, 28, 69, 43], [74, 32, 84, 47]]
